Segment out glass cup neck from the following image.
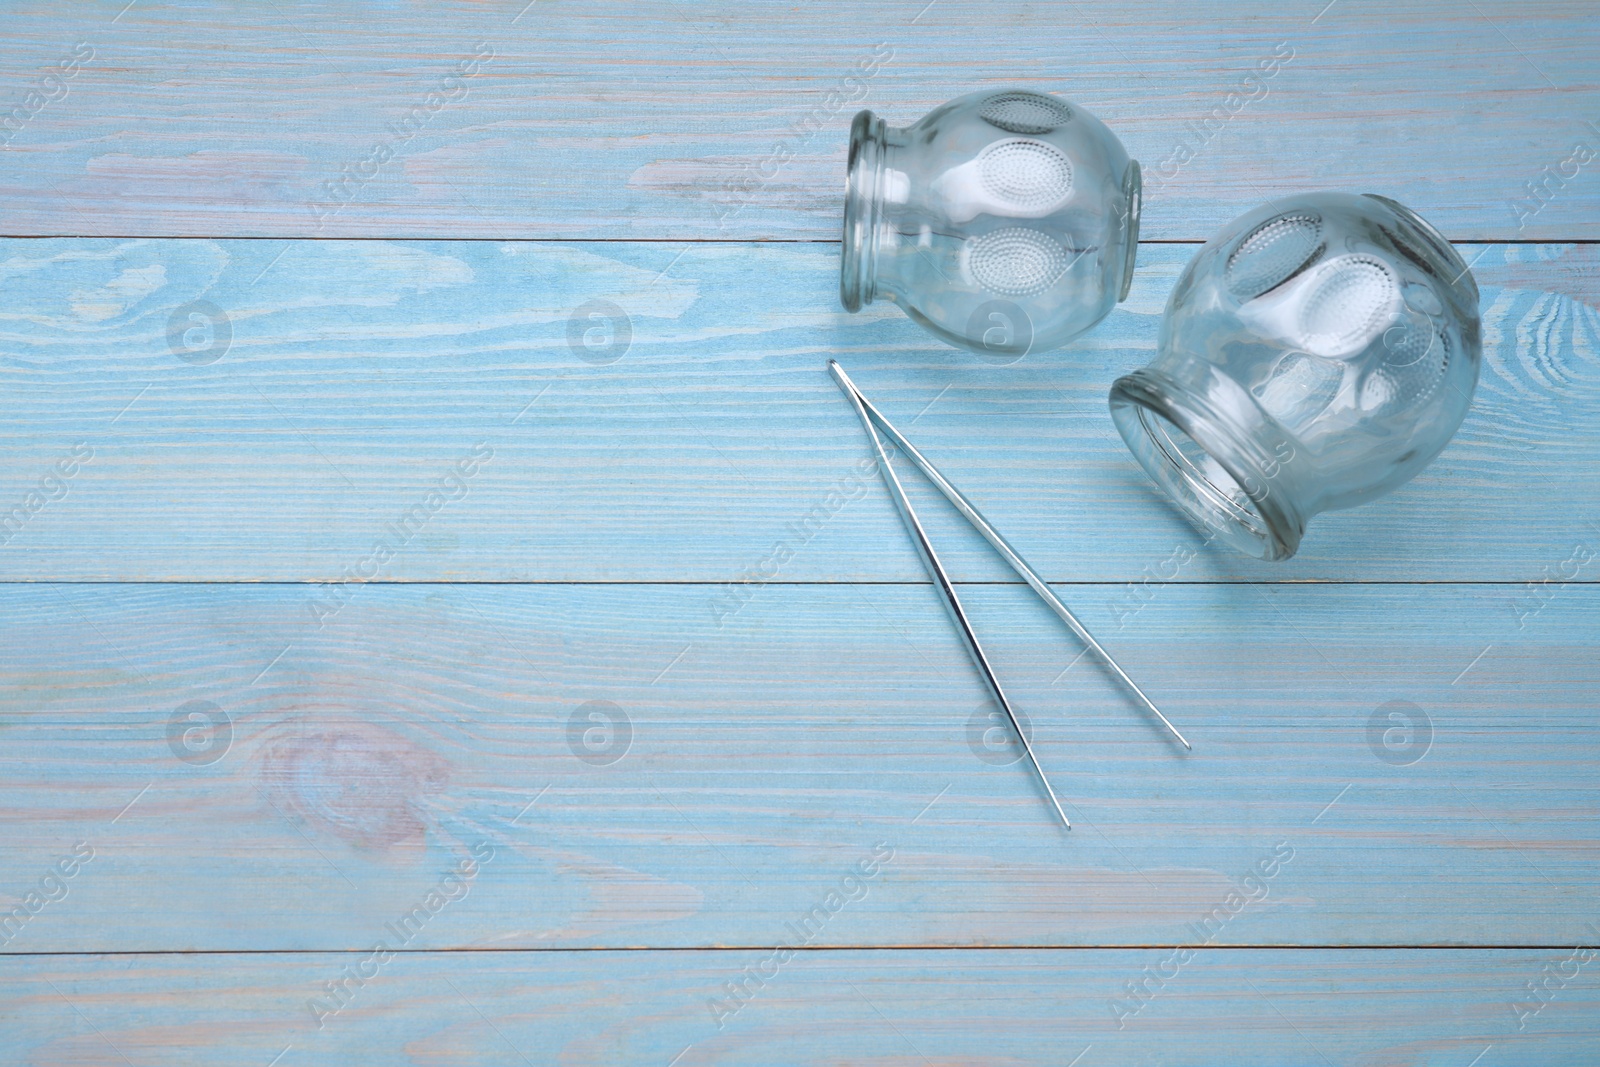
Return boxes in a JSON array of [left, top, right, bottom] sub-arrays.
[[840, 109, 889, 312], [1109, 357, 1310, 561]]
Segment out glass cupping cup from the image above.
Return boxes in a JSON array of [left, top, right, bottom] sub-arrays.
[[1109, 192, 1481, 560], [841, 89, 1141, 359]]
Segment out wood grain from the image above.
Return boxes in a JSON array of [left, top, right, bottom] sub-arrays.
[[0, 1, 1595, 240], [2, 582, 1594, 951], [1, 239, 1595, 583], [2, 949, 1595, 1065]]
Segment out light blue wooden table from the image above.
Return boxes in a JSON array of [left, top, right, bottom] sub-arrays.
[[2, 1, 1598, 1063]]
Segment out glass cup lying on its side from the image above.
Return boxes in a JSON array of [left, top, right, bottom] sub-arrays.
[[1109, 192, 1481, 560], [840, 89, 1142, 360]]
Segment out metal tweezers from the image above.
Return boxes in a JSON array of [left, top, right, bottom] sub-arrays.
[[830, 361, 1190, 830]]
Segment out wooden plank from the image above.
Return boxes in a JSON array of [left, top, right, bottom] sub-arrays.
[[2, 582, 1594, 951], [1, 239, 1595, 583], [0, 1, 1595, 240], [2, 949, 1596, 1064]]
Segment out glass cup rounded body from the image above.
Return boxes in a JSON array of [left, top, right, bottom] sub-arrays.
[[1109, 192, 1481, 560], [841, 89, 1141, 359]]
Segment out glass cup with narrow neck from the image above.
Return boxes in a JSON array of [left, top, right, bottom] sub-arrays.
[[1109, 192, 1481, 560], [841, 89, 1141, 361]]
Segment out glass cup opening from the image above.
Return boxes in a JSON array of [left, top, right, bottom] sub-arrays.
[[1110, 378, 1301, 561]]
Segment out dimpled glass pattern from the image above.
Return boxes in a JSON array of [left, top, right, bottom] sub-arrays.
[[1108, 192, 1481, 561], [841, 89, 1141, 358]]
